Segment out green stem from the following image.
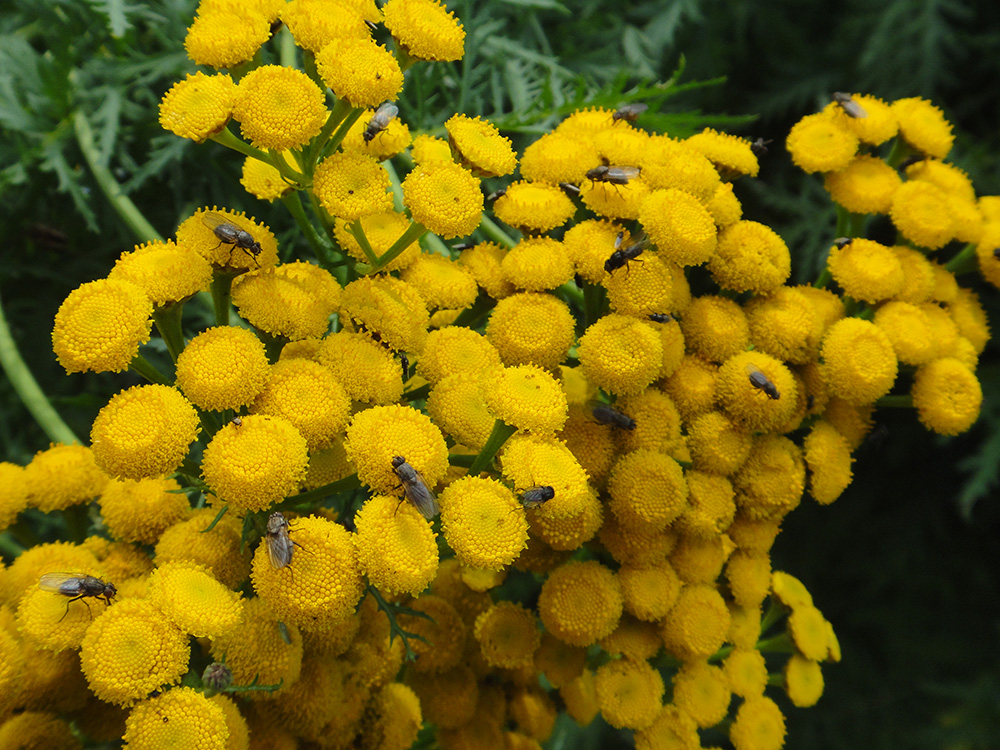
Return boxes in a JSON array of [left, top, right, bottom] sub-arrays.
[[322, 104, 364, 162], [256, 330, 288, 363], [468, 420, 518, 476], [945, 242, 978, 275], [760, 596, 786, 634], [479, 214, 517, 248], [64, 503, 91, 544], [284, 473, 363, 506], [884, 137, 915, 169], [308, 98, 353, 168], [347, 219, 380, 266], [876, 394, 914, 408], [448, 454, 476, 468], [128, 353, 172, 385], [757, 632, 795, 654], [210, 272, 235, 327], [383, 158, 406, 213], [374, 221, 428, 271], [210, 125, 270, 162], [0, 533, 26, 559], [151, 303, 187, 363], [582, 280, 607, 328], [451, 292, 495, 328], [0, 290, 79, 445], [281, 192, 330, 265]]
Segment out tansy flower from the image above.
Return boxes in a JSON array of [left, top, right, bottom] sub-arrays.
[[617, 561, 682, 622], [822, 396, 875, 450], [261, 653, 344, 741], [122, 687, 229, 749], [528, 487, 603, 550], [821, 317, 899, 404], [334, 211, 422, 271], [316, 38, 404, 108], [537, 560, 623, 647], [906, 158, 976, 202], [17, 580, 110, 651], [176, 207, 279, 270], [562, 219, 625, 283], [577, 314, 663, 396], [353, 494, 439, 596], [948, 287, 991, 354], [52, 278, 152, 374], [304, 436, 356, 490], [0, 713, 79, 749], [410, 133, 453, 164], [664, 354, 720, 422], [709, 220, 791, 294], [728, 600, 764, 649], [481, 364, 568, 433], [234, 261, 341, 340], [800, 284, 847, 329], [828, 238, 904, 304], [418, 325, 503, 385], [634, 704, 701, 750], [912, 357, 982, 435], [110, 240, 212, 306], [90, 385, 200, 480], [279, 0, 370, 53], [159, 72, 237, 143], [341, 109, 413, 161], [184, 10, 270, 69], [154, 508, 251, 589], [723, 647, 768, 698], [823, 155, 902, 214], [729, 696, 786, 750], [400, 253, 478, 310], [707, 180, 744, 227], [639, 188, 718, 267], [555, 106, 616, 138], [23, 443, 106, 513], [686, 128, 760, 178], [535, 631, 587, 688], [787, 603, 831, 661], [251, 515, 365, 631], [209, 694, 249, 749], [485, 292, 576, 369], [560, 669, 600, 728], [679, 295, 750, 363], [493, 182, 575, 233], [316, 331, 403, 404], [616, 389, 683, 456], [0, 462, 28, 532], [594, 659, 664, 731], [313, 152, 394, 221], [784, 654, 824, 708], [99, 476, 190, 544], [402, 160, 483, 239], [250, 358, 351, 452], [599, 615, 663, 662], [873, 301, 938, 365], [642, 136, 721, 201], [232, 65, 327, 151], [147, 561, 243, 639], [890, 180, 954, 250], [579, 174, 650, 221], [671, 660, 732, 728], [519, 131, 599, 185], [891, 96, 954, 158], [341, 274, 428, 353], [732, 435, 806, 521], [501, 236, 575, 291], [604, 252, 675, 318], [558, 405, 617, 485], [607, 449, 687, 531], [459, 565, 505, 592], [240, 153, 295, 201], [80, 598, 190, 706], [726, 549, 772, 608], [946, 193, 985, 244], [677, 470, 737, 538], [397, 595, 466, 673], [655, 312, 687, 378], [509, 688, 558, 742], [828, 93, 898, 145], [344, 404, 449, 495], [456, 241, 517, 299], [407, 665, 478, 729], [445, 114, 516, 178], [382, 0, 465, 61], [785, 111, 859, 173], [439, 476, 527, 569], [175, 326, 270, 411], [686, 410, 753, 476], [745, 286, 824, 364], [501, 433, 591, 519], [473, 602, 540, 668], [661, 584, 730, 660], [802, 420, 853, 505], [670, 532, 731, 585], [715, 351, 797, 433]]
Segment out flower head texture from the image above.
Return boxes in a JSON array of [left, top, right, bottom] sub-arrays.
[[122, 687, 230, 750], [494, 182, 575, 233], [147, 561, 244, 639], [594, 658, 664, 730], [485, 292, 576, 370], [177, 207, 279, 270], [446, 114, 517, 178], [353, 494, 440, 596], [175, 326, 271, 411], [577, 314, 663, 396], [232, 65, 327, 150], [155, 508, 251, 589], [820, 318, 898, 404], [538, 560, 623, 647], [402, 160, 483, 239], [184, 10, 270, 68], [382, 0, 465, 61], [316, 38, 403, 108], [231, 261, 341, 339], [159, 71, 237, 142], [314, 151, 394, 222], [24, 443, 107, 513], [911, 357, 982, 435], [99, 476, 190, 544], [418, 325, 503, 385], [891, 97, 954, 158], [440, 476, 528, 569], [481, 364, 568, 433], [110, 240, 213, 305], [785, 112, 858, 173]]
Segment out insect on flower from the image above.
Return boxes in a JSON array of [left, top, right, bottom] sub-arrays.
[[586, 165, 641, 186], [591, 401, 637, 430], [202, 212, 263, 267], [38, 573, 116, 621], [605, 236, 649, 274], [391, 456, 440, 520], [832, 92, 867, 119], [231, 416, 243, 427], [751, 137, 772, 157], [746, 363, 780, 399], [612, 102, 648, 123], [833, 237, 853, 249], [486, 188, 507, 201], [364, 101, 399, 143], [519, 485, 555, 510], [559, 181, 581, 197], [649, 312, 674, 323]]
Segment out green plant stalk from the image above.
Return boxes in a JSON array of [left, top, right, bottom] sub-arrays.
[[757, 632, 795, 654], [451, 292, 495, 328], [946, 243, 978, 275], [308, 98, 354, 168], [374, 221, 428, 270], [64, 503, 90, 544], [210, 272, 235, 327], [478, 214, 517, 248], [0, 291, 79, 445], [759, 597, 786, 633], [0, 533, 26, 559], [877, 394, 914, 408], [382, 158, 406, 213], [884, 136, 914, 169], [347, 220, 381, 266], [128, 353, 172, 385], [284, 473, 363, 506], [582, 280, 607, 328], [468, 420, 518, 476], [210, 127, 304, 185], [151, 303, 187, 363], [281, 192, 330, 264], [321, 105, 364, 162]]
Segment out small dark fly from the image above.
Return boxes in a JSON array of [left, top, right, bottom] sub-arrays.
[[452, 242, 475, 251], [832, 92, 867, 119], [833, 237, 853, 249], [202, 212, 263, 267], [391, 456, 440, 520], [39, 573, 116, 621], [264, 512, 297, 570], [231, 417, 243, 427], [400, 352, 410, 381], [364, 102, 399, 143], [993, 247, 1000, 260], [746, 363, 780, 400], [486, 188, 507, 201], [519, 486, 555, 510], [605, 236, 649, 274], [591, 402, 636, 430], [649, 313, 674, 323], [559, 182, 581, 197], [612, 103, 648, 124], [586, 165, 641, 186], [751, 137, 772, 157]]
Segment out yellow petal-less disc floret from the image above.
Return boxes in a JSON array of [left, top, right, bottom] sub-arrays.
[[353, 494, 439, 596], [538, 560, 623, 647], [122, 687, 230, 749], [617, 561, 682, 622], [642, 137, 721, 201], [175, 326, 271, 411], [99, 476, 190, 544], [481, 364, 568, 433], [948, 287, 991, 354], [784, 654, 824, 708], [334, 211, 422, 271], [906, 158, 976, 203], [52, 278, 152, 374], [803, 420, 854, 505], [664, 354, 719, 422], [501, 237, 575, 292], [686, 410, 753, 476], [473, 601, 540, 669], [485, 292, 576, 370], [529, 485, 604, 551], [154, 507, 251, 589], [891, 96, 954, 158], [723, 647, 768, 698], [177, 207, 279, 270], [342, 109, 413, 161], [639, 188, 718, 267], [728, 696, 786, 750], [457, 241, 517, 299], [184, 10, 270, 69], [159, 71, 237, 143], [823, 155, 902, 215], [678, 470, 737, 538], [314, 151, 394, 221], [445, 114, 517, 178], [787, 604, 831, 660], [493, 182, 576, 234], [241, 151, 296, 202], [826, 238, 905, 304], [911, 357, 982, 435], [685, 128, 760, 178], [562, 219, 624, 283], [91, 385, 200, 480], [579, 176, 650, 221], [23, 443, 106, 513], [279, 0, 371, 53], [382, 0, 465, 61], [316, 37, 404, 108], [671, 660, 732, 728], [594, 659, 664, 731], [732, 435, 805, 521], [519, 131, 599, 185], [577, 314, 663, 396], [607, 449, 688, 532], [232, 65, 327, 151], [745, 286, 824, 365], [340, 274, 428, 353], [873, 301, 939, 365], [828, 93, 898, 145], [202, 414, 307, 512], [402, 160, 483, 239], [148, 561, 243, 639], [440, 476, 528, 569], [418, 326, 503, 385], [679, 295, 750, 363], [785, 111, 859, 173], [820, 317, 898, 404], [501, 433, 591, 519], [890, 179, 954, 250], [604, 252, 675, 318], [661, 584, 730, 660], [709, 220, 791, 294], [232, 261, 341, 340], [109, 240, 213, 306], [0, 462, 28, 532], [317, 331, 403, 404], [400, 253, 478, 310]]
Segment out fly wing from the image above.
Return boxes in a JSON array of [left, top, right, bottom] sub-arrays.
[[404, 468, 440, 520], [201, 211, 229, 230], [38, 573, 84, 595], [266, 535, 293, 569]]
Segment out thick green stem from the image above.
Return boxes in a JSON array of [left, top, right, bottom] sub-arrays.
[[884, 137, 914, 169], [760, 596, 786, 633], [451, 292, 495, 328], [347, 219, 380, 266], [757, 631, 795, 654], [285, 473, 363, 506], [210, 272, 235, 327], [382, 158, 406, 213], [281, 192, 330, 265], [151, 303, 187, 363], [128, 353, 172, 385], [479, 214, 517, 248], [945, 243, 978, 275], [876, 394, 914, 408], [468, 420, 518, 476], [0, 533, 26, 559], [374, 221, 428, 271]]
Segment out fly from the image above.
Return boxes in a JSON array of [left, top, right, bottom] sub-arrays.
[[264, 512, 299, 570], [38, 573, 116, 621], [591, 402, 636, 430], [649, 313, 674, 323], [519, 486, 555, 510], [586, 165, 641, 186], [202, 212, 263, 267], [751, 137, 772, 157], [391, 456, 440, 520], [612, 102, 648, 124], [604, 236, 648, 274], [832, 92, 867, 119], [364, 102, 399, 143], [746, 363, 780, 400]]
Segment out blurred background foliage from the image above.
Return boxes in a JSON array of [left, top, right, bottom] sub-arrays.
[[1, 0, 998, 747]]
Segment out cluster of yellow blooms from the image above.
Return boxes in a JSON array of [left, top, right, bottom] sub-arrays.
[[0, 0, 995, 748]]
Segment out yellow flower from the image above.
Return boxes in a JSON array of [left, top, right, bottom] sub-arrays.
[[828, 93, 898, 145], [558, 405, 617, 485], [439, 476, 528, 569], [501, 236, 574, 292], [400, 253, 478, 310], [802, 420, 853, 505], [562, 219, 623, 283], [494, 182, 576, 233], [520, 131, 599, 185], [240, 153, 295, 201], [90, 385, 200, 480], [907, 158, 976, 202], [481, 364, 568, 433], [873, 301, 938, 365], [353, 494, 439, 596], [234, 261, 341, 339], [417, 325, 503, 385], [304, 436, 356, 490], [341, 109, 413, 161], [686, 411, 752, 476], [820, 317, 898, 404], [485, 292, 576, 370], [147, 561, 243, 639], [912, 357, 982, 435], [827, 237, 905, 303], [410, 133, 453, 164], [52, 278, 152, 374], [594, 658, 664, 731], [251, 515, 365, 631], [604, 252, 675, 318], [579, 174, 650, 221], [340, 274, 428, 353], [99, 476, 190, 544], [397, 595, 466, 672], [785, 111, 859, 173], [709, 220, 791, 294], [154, 508, 251, 589], [726, 549, 772, 608], [707, 180, 744, 227], [784, 654, 824, 708], [334, 211, 422, 271], [671, 532, 730, 585], [823, 154, 901, 214], [529, 486, 603, 550], [250, 358, 351, 452], [110, 240, 212, 306], [123, 687, 230, 749], [17, 576, 109, 651], [500, 433, 591, 519], [715, 351, 797, 433], [444, 114, 516, 177], [382, 0, 465, 61], [316, 331, 403, 404], [819, 396, 873, 450], [748, 287, 825, 365], [671, 660, 732, 728], [313, 151, 394, 221], [890, 180, 954, 250], [279, 0, 371, 53], [184, 10, 270, 69], [473, 601, 540, 669], [891, 96, 954, 158], [732, 435, 805, 521], [80, 598, 190, 706], [232, 65, 327, 151], [617, 562, 682, 622], [174, 326, 270, 411], [607, 449, 687, 531], [159, 71, 237, 143], [686, 128, 760, 178], [402, 160, 483, 239], [554, 106, 615, 138], [679, 295, 750, 363], [22, 443, 105, 513], [456, 241, 517, 299], [538, 560, 623, 647], [634, 704, 701, 750], [316, 38, 403, 108], [677, 470, 737, 538], [771, 569, 813, 610], [201, 415, 308, 512], [0, 713, 79, 749], [176, 207, 279, 270], [723, 647, 768, 698], [407, 664, 478, 729], [535, 630, 586, 688], [661, 584, 730, 660], [615, 389, 682, 457], [948, 287, 990, 354], [639, 188, 718, 267], [642, 136, 721, 201], [577, 314, 663, 396], [600, 615, 663, 663], [560, 669, 600, 727], [787, 604, 830, 660], [728, 696, 786, 750], [0, 462, 28, 532]]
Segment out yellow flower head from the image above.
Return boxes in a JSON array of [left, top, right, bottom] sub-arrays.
[[251, 515, 365, 630], [823, 154, 902, 214], [771, 570, 813, 611], [907, 158, 976, 203], [175, 326, 271, 411], [823, 397, 875, 450], [304, 435, 356, 490], [473, 601, 540, 669], [233, 261, 341, 340], [501, 433, 591, 519], [746, 287, 824, 365], [400, 253, 478, 311], [538, 560, 623, 647], [52, 278, 152, 374], [784, 654, 824, 708], [680, 295, 750, 363], [723, 646, 768, 698], [279, 0, 371, 53], [577, 314, 663, 396], [642, 136, 721, 201], [726, 549, 771, 609], [410, 133, 453, 165], [686, 128, 760, 178], [617, 561, 682, 622], [639, 188, 718, 267], [709, 220, 791, 294], [529, 485, 604, 550], [148, 561, 243, 639], [241, 153, 295, 202], [671, 660, 732, 728], [802, 420, 853, 506], [827, 237, 905, 303], [364, 682, 423, 750], [661, 583, 730, 660], [604, 252, 675, 318], [498, 237, 573, 293], [664, 354, 719, 422], [341, 108, 413, 160], [949, 287, 991, 354], [159, 71, 237, 143], [313, 151, 394, 221], [250, 358, 351, 452], [341, 274, 428, 354], [602, 615, 669, 661], [493, 182, 576, 233], [560, 668, 601, 728], [123, 687, 230, 749], [0, 461, 28, 532], [382, 0, 465, 61], [558, 405, 616, 485], [353, 494, 439, 596], [732, 435, 805, 521], [562, 219, 623, 283], [891, 96, 954, 158], [154, 508, 251, 589], [444, 114, 516, 178], [485, 292, 575, 370], [80, 598, 190, 706], [686, 410, 752, 476], [707, 180, 744, 227], [176, 207, 279, 270], [316, 37, 404, 108], [456, 241, 516, 299], [607, 449, 688, 531], [109, 240, 212, 306], [232, 65, 327, 151], [22, 443, 105, 513], [670, 532, 731, 586], [787, 604, 831, 661], [728, 696, 786, 750], [407, 664, 478, 729], [418, 325, 502, 385], [873, 301, 938, 365], [594, 658, 664, 731], [820, 317, 898, 404], [520, 131, 599, 185], [826, 93, 898, 145], [785, 111, 859, 173], [912, 357, 982, 435], [317, 331, 403, 403], [481, 364, 568, 433], [402, 160, 483, 239], [677, 469, 737, 538], [17, 573, 110, 651], [201, 414, 308, 512], [579, 174, 650, 221], [890, 179, 954, 250], [90, 385, 200, 480], [440, 476, 528, 569], [616, 389, 683, 457], [535, 630, 586, 688], [344, 403, 449, 494], [0, 713, 79, 749], [397, 595, 467, 673], [99, 476, 190, 544], [334, 211, 421, 271], [184, 10, 270, 69]]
